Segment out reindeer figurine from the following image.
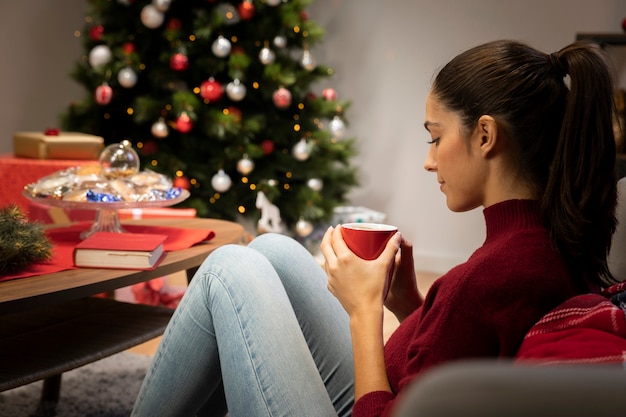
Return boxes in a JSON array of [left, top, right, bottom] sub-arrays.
[[255, 191, 283, 234]]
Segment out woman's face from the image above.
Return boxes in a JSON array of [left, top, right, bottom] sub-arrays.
[[423, 93, 488, 212]]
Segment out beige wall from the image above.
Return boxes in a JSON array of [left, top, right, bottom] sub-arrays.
[[1, 1, 625, 272]]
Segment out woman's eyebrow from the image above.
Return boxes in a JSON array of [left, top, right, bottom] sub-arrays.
[[424, 121, 440, 131]]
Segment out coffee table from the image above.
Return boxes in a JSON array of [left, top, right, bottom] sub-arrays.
[[0, 217, 244, 400]]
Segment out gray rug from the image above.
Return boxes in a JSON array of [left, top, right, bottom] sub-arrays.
[[0, 352, 153, 417]]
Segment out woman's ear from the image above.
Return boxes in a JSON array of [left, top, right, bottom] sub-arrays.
[[476, 115, 498, 157]]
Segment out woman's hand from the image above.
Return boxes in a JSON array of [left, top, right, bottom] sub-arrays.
[[320, 225, 401, 317], [384, 237, 423, 322]]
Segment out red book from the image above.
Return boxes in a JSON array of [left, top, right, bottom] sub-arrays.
[[73, 232, 168, 269]]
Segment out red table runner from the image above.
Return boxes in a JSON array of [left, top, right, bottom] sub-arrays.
[[0, 223, 215, 282]]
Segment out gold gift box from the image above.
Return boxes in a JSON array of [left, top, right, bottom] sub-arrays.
[[13, 131, 104, 160]]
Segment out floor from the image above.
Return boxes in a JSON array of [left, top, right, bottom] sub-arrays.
[[128, 270, 441, 356]]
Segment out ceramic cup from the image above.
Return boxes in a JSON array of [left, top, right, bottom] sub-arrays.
[[340, 222, 398, 260]]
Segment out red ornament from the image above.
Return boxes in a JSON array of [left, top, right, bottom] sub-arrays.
[[176, 112, 193, 133], [170, 53, 189, 71], [122, 42, 136, 54], [89, 25, 104, 42], [173, 176, 191, 190], [622, 17, 626, 32], [238, 2, 255, 20], [166, 18, 182, 31], [322, 88, 337, 101], [141, 140, 158, 155], [200, 78, 223, 101], [300, 11, 309, 21], [261, 140, 275, 155], [226, 106, 242, 123], [272, 87, 292, 109], [95, 83, 113, 105]]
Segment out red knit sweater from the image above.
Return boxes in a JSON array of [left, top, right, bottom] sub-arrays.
[[352, 199, 581, 417]]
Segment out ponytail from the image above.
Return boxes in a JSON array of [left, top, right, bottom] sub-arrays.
[[542, 41, 617, 287]]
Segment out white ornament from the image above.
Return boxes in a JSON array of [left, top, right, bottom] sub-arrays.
[[256, 191, 283, 233], [292, 138, 311, 161], [329, 116, 347, 139], [140, 4, 165, 29], [152, 0, 171, 12], [118, 67, 137, 88], [212, 35, 232, 58], [266, 0, 282, 6], [211, 169, 232, 192], [273, 35, 287, 49], [89, 45, 112, 68], [259, 47, 276, 65], [226, 79, 247, 101], [295, 218, 314, 237], [151, 119, 169, 138], [236, 155, 255, 175], [216, 4, 240, 25], [300, 50, 317, 71], [307, 178, 323, 191]]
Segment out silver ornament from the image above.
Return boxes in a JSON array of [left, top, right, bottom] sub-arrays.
[[140, 4, 164, 29], [88, 45, 112, 68], [237, 155, 255, 175], [273, 35, 287, 49], [118, 67, 137, 88], [216, 4, 240, 25], [211, 169, 232, 192], [295, 218, 314, 237], [151, 119, 169, 138], [259, 47, 276, 65], [307, 178, 323, 191], [152, 0, 171, 12], [300, 50, 317, 71], [226, 79, 247, 101], [292, 138, 311, 161], [329, 116, 347, 139], [266, 0, 282, 6], [212, 35, 232, 58]]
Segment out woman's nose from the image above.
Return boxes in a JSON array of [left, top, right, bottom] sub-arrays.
[[423, 147, 437, 172]]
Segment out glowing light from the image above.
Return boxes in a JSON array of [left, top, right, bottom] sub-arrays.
[[238, 206, 246, 214], [127, 107, 134, 115]]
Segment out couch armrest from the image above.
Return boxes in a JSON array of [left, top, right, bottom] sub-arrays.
[[393, 360, 626, 417]]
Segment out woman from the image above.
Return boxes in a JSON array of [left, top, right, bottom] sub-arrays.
[[132, 40, 618, 417]]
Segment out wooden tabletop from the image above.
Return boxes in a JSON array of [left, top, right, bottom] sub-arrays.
[[0, 218, 244, 314]]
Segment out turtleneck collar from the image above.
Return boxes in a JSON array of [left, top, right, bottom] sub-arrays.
[[483, 199, 543, 242]]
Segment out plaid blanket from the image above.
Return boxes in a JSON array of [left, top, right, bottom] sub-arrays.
[[515, 282, 626, 365]]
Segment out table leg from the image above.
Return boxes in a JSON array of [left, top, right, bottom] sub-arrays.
[[41, 374, 62, 402], [186, 266, 199, 284]]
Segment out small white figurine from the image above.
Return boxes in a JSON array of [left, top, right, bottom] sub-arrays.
[[256, 191, 283, 234]]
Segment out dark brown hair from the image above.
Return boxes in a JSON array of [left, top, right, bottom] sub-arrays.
[[431, 40, 618, 288]]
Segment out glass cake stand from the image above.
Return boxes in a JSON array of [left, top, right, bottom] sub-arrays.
[[23, 189, 190, 239]]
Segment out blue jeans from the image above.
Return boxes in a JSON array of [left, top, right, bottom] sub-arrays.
[[132, 233, 355, 416]]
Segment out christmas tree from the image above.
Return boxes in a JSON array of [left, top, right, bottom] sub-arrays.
[[61, 0, 358, 236]]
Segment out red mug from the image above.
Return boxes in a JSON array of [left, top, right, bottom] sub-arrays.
[[340, 222, 398, 260]]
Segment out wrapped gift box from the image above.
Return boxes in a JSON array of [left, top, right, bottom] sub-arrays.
[[13, 131, 104, 160]]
